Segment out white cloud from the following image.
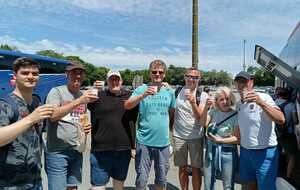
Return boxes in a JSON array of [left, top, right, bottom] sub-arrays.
[[0, 35, 275, 75]]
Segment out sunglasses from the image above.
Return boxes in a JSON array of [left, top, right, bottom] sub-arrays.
[[151, 70, 164, 75], [184, 75, 199, 80]]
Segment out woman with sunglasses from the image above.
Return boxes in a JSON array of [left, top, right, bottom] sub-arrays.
[[200, 86, 240, 190]]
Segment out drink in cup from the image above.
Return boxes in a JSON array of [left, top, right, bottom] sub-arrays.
[[91, 88, 98, 96], [242, 89, 248, 103], [94, 80, 105, 90], [184, 88, 190, 96], [150, 86, 158, 94]]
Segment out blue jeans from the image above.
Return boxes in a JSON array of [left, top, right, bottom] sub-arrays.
[[135, 143, 170, 190], [204, 141, 237, 190], [0, 183, 42, 190], [45, 149, 82, 190], [90, 150, 131, 186], [240, 146, 278, 190]]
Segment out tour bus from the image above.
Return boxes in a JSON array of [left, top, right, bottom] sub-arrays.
[[0, 49, 69, 102], [255, 20, 300, 188]]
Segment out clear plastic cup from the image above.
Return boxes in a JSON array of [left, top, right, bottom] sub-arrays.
[[150, 86, 158, 94], [242, 89, 248, 103], [184, 88, 190, 96], [94, 80, 105, 90], [91, 88, 98, 96]]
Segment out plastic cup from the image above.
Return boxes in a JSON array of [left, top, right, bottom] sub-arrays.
[[150, 86, 158, 94], [242, 89, 248, 103], [185, 88, 190, 96], [91, 88, 98, 96], [94, 80, 105, 90]]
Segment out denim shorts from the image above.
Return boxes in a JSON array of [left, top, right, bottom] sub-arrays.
[[240, 146, 278, 190], [0, 182, 42, 190], [44, 149, 82, 190], [90, 150, 131, 186], [135, 143, 170, 189]]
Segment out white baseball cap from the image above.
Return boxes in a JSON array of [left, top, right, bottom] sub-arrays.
[[106, 70, 122, 80]]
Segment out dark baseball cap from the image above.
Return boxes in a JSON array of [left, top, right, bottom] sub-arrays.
[[65, 61, 86, 72], [234, 71, 253, 81]]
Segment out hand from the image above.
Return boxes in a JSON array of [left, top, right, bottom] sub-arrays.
[[131, 149, 136, 159], [143, 86, 157, 96], [186, 93, 196, 104], [244, 91, 263, 105], [79, 89, 99, 104], [206, 133, 223, 143], [205, 97, 214, 109], [28, 104, 55, 123], [161, 82, 170, 89]]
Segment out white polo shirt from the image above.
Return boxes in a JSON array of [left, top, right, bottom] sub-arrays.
[[237, 92, 278, 149]]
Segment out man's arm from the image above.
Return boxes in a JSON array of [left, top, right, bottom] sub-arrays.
[[124, 94, 146, 110], [0, 104, 54, 146], [246, 91, 285, 124], [186, 93, 205, 121], [124, 87, 155, 110], [50, 89, 98, 122], [169, 108, 175, 132], [260, 102, 285, 124], [200, 103, 211, 128], [207, 126, 240, 144]]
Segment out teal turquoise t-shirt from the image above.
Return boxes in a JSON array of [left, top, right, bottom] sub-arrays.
[[132, 84, 176, 147]]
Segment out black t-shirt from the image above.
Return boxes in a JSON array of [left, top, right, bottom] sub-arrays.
[[88, 89, 138, 151]]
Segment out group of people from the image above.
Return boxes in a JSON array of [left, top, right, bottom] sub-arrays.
[[0, 57, 298, 190]]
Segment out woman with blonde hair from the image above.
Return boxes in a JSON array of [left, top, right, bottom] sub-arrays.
[[201, 86, 240, 190]]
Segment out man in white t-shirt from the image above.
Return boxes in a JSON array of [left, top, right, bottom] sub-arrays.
[[234, 71, 285, 190], [172, 67, 208, 190]]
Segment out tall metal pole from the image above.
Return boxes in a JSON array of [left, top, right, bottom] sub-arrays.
[[192, 0, 199, 69], [243, 39, 246, 71]]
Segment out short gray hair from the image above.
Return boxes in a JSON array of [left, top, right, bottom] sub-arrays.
[[149, 59, 167, 72]]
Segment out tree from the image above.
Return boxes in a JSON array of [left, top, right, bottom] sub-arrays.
[[36, 50, 65, 59], [247, 66, 275, 86], [0, 44, 18, 51]]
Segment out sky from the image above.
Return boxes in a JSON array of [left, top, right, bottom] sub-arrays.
[[0, 0, 299, 75]]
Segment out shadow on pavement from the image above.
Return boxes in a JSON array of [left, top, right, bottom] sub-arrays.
[[148, 183, 180, 190], [106, 183, 179, 190]]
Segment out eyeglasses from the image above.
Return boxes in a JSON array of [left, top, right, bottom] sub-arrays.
[[151, 70, 164, 75], [184, 75, 199, 80]]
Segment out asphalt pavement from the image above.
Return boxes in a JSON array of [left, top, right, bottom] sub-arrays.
[[41, 134, 242, 190]]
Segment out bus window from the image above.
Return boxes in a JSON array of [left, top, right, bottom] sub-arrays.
[[0, 49, 68, 102]]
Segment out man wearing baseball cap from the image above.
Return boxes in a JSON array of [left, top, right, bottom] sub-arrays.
[[234, 71, 285, 190], [88, 70, 138, 190], [45, 60, 98, 190]]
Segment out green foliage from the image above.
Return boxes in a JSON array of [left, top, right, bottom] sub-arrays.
[[0, 44, 18, 51], [201, 70, 232, 86], [0, 45, 235, 86], [36, 50, 65, 59], [247, 66, 274, 86], [39, 48, 234, 86]]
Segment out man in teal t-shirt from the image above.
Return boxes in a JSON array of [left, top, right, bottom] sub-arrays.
[[125, 59, 176, 190]]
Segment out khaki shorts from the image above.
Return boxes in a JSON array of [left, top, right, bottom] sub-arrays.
[[173, 136, 204, 168]]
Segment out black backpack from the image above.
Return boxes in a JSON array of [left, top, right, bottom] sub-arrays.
[[175, 86, 202, 105], [275, 100, 290, 137]]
